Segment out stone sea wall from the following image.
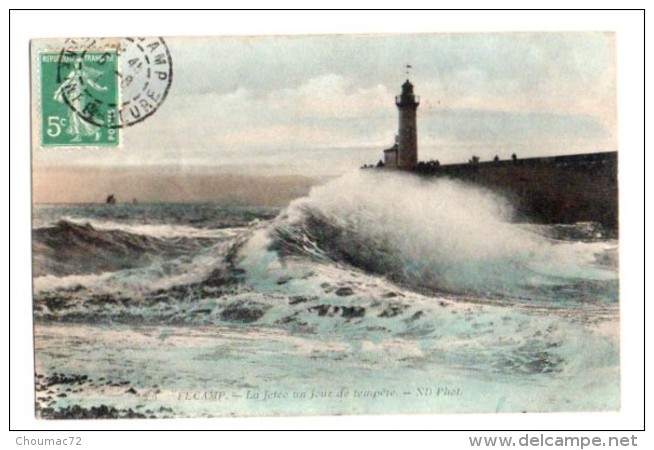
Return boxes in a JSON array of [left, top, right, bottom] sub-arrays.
[[415, 151, 618, 230]]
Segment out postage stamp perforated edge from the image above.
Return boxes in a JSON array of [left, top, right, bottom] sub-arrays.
[[32, 36, 173, 149], [31, 38, 124, 150]]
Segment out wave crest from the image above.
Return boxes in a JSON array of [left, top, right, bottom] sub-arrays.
[[268, 171, 616, 297], [33, 220, 222, 277]]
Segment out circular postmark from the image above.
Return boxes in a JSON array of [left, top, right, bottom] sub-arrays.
[[56, 37, 173, 128]]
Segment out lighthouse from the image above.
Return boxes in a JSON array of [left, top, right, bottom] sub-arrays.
[[395, 79, 420, 169]]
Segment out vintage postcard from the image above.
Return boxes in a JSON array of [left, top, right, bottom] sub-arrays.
[[30, 33, 619, 419]]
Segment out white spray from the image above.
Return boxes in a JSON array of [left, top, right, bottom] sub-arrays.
[[268, 171, 616, 297]]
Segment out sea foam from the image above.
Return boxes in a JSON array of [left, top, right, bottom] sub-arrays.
[[266, 171, 617, 298]]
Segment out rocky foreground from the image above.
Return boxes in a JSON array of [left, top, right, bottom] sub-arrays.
[[35, 372, 174, 419]]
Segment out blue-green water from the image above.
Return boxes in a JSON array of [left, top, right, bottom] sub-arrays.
[[32, 172, 619, 418]]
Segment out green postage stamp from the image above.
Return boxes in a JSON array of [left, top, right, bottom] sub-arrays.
[[39, 51, 120, 146], [34, 37, 173, 147]]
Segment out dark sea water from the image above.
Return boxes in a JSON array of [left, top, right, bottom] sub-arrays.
[[32, 172, 619, 418]]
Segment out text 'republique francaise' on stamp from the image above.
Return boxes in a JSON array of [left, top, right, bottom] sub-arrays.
[[34, 37, 172, 148]]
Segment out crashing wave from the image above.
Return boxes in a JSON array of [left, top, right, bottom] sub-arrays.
[[265, 171, 617, 298]]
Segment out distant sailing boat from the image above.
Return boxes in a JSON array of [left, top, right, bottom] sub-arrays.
[[106, 194, 116, 205]]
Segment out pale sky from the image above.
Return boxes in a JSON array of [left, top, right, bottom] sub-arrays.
[[34, 32, 617, 177]]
